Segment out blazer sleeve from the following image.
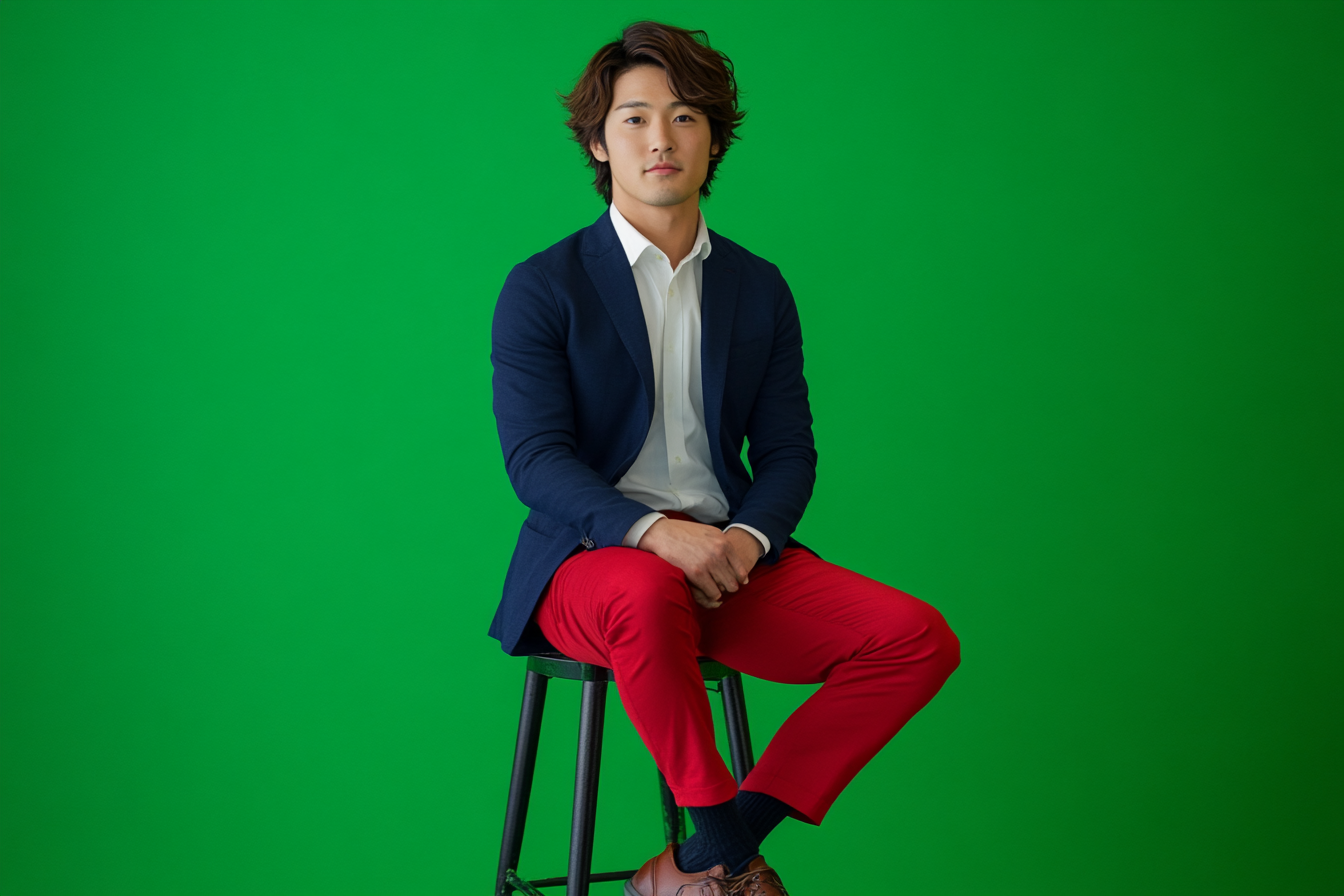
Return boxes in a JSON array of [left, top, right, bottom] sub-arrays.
[[491, 261, 654, 548], [728, 266, 818, 563]]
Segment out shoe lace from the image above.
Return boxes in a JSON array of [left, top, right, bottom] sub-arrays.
[[695, 864, 790, 896]]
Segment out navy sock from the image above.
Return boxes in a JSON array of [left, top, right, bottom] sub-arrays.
[[675, 798, 759, 874], [736, 790, 794, 846]]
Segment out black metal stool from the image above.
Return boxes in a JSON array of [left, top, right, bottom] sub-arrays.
[[495, 652, 756, 896]]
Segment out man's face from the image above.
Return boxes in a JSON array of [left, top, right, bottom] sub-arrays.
[[591, 64, 718, 210]]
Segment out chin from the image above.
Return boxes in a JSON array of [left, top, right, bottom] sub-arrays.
[[638, 187, 696, 208]]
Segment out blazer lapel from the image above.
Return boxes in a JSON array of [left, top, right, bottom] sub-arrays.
[[581, 212, 656, 419], [700, 236, 740, 456]]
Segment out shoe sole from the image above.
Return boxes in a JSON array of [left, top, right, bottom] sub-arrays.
[[623, 881, 640, 896]]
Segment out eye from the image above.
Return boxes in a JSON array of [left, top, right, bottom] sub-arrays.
[[675, 114, 694, 122], [624, 116, 643, 124]]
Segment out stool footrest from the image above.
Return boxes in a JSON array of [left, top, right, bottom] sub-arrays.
[[506, 868, 639, 892]]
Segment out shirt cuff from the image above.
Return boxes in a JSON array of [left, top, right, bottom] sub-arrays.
[[725, 523, 770, 558], [623, 511, 667, 548]]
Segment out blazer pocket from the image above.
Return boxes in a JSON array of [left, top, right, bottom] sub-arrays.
[[523, 513, 566, 538]]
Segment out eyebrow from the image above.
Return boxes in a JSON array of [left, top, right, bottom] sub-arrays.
[[613, 99, 694, 111]]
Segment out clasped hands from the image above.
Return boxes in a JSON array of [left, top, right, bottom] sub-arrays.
[[636, 517, 761, 609]]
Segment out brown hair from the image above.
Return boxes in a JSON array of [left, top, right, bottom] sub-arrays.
[[561, 21, 746, 204]]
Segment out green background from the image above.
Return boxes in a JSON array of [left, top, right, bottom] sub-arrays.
[[2, 1, 1340, 893]]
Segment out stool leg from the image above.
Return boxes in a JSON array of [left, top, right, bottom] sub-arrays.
[[568, 679, 607, 896], [657, 770, 687, 845], [720, 673, 756, 785], [496, 670, 548, 896]]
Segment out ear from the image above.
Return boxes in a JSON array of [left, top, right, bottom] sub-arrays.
[[590, 139, 610, 163], [710, 141, 720, 160]]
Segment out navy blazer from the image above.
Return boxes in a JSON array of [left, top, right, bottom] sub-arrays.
[[489, 209, 817, 656]]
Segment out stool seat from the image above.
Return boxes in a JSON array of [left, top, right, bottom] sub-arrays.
[[495, 652, 756, 896], [526, 651, 737, 683]]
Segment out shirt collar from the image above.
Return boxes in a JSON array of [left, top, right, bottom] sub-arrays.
[[608, 201, 712, 269]]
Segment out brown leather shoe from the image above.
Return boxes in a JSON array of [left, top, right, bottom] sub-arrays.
[[624, 844, 728, 896], [714, 856, 789, 896], [625, 847, 789, 896]]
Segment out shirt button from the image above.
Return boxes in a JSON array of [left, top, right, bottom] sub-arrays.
[[675, 456, 682, 463], [668, 288, 675, 297]]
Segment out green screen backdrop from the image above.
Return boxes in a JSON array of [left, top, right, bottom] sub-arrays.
[[2, 1, 1340, 893]]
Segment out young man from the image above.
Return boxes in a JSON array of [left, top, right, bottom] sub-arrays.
[[491, 21, 961, 895]]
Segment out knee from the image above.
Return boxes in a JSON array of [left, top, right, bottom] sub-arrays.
[[929, 609, 961, 677], [874, 597, 961, 677], [917, 602, 960, 679]]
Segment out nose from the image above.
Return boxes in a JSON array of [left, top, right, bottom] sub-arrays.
[[648, 118, 675, 153]]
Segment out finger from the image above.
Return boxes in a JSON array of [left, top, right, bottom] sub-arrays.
[[689, 570, 722, 602], [690, 585, 722, 609], [725, 534, 755, 581], [710, 556, 742, 593], [729, 553, 752, 582]]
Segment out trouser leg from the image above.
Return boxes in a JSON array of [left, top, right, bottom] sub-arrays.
[[697, 548, 962, 825], [534, 547, 740, 808]]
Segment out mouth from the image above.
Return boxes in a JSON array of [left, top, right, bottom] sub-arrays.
[[646, 164, 681, 175]]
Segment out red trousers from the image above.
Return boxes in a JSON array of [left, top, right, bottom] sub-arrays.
[[534, 538, 961, 825]]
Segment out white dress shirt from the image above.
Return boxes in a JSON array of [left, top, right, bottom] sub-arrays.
[[607, 202, 770, 557]]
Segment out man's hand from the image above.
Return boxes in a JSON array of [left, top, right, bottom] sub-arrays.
[[638, 519, 762, 609]]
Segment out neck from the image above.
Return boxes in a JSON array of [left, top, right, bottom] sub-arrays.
[[611, 190, 701, 263]]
